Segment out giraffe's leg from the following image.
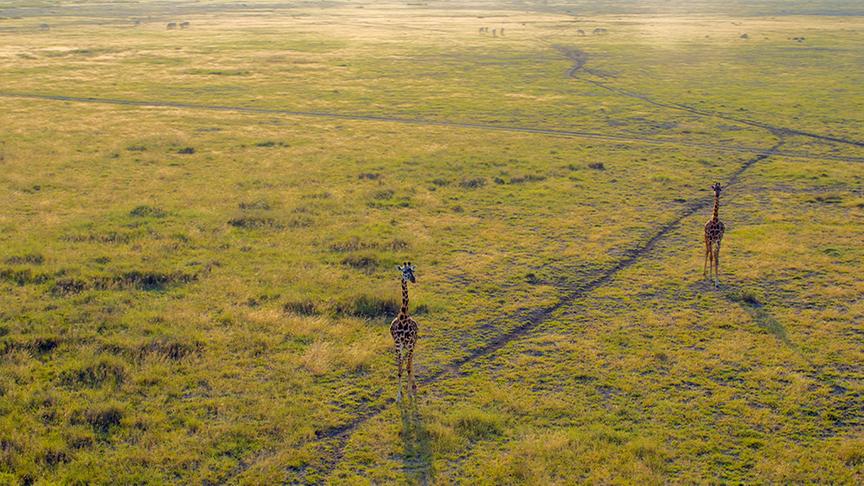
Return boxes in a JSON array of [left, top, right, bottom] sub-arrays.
[[703, 236, 711, 278], [713, 241, 721, 286], [395, 345, 403, 402], [406, 346, 416, 396]]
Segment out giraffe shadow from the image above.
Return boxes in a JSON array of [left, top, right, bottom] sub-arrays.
[[718, 282, 792, 346], [398, 397, 435, 485]]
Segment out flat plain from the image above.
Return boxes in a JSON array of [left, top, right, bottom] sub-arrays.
[[0, 0, 862, 484]]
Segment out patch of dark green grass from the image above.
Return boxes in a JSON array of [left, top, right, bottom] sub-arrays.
[[52, 271, 197, 295], [0, 268, 52, 285], [459, 178, 486, 189], [286, 216, 314, 228], [62, 231, 133, 244], [372, 189, 395, 200], [137, 337, 202, 361], [283, 300, 319, 316], [329, 237, 409, 253], [228, 216, 281, 229], [238, 200, 271, 210], [3, 253, 44, 265], [808, 195, 842, 204], [107, 271, 197, 291], [59, 358, 126, 388], [0, 335, 60, 356], [63, 429, 95, 450], [509, 174, 546, 184], [129, 205, 167, 218], [51, 278, 87, 295], [72, 404, 124, 434], [451, 409, 503, 441], [255, 140, 287, 147], [342, 255, 379, 273], [726, 288, 762, 307], [335, 294, 401, 319]]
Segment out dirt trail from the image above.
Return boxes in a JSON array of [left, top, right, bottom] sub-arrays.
[[1, 92, 858, 163], [553, 46, 864, 148]]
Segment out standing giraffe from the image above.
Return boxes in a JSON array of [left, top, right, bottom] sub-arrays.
[[704, 183, 725, 286], [390, 262, 418, 401]]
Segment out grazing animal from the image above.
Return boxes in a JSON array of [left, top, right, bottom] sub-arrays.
[[166, 22, 177, 30], [390, 262, 419, 401], [704, 183, 726, 286]]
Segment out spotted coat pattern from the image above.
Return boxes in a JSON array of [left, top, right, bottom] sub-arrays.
[[390, 275, 418, 398], [704, 184, 726, 284]]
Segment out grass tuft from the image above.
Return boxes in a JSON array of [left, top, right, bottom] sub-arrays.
[[129, 206, 167, 218], [73, 403, 124, 433], [336, 294, 400, 319], [138, 337, 202, 361], [3, 254, 44, 265], [459, 178, 486, 189], [59, 357, 126, 388], [450, 408, 503, 441]]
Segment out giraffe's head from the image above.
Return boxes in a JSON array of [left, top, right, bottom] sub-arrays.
[[711, 183, 722, 196], [397, 262, 416, 283]]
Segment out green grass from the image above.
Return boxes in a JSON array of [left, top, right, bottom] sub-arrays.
[[0, 1, 862, 484]]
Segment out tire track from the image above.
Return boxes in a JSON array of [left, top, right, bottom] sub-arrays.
[[0, 92, 857, 163], [552, 46, 864, 148], [241, 139, 784, 484]]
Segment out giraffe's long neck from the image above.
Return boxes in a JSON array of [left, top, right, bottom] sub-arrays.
[[399, 278, 409, 316], [712, 192, 720, 221]]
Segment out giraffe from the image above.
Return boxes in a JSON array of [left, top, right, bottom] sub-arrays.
[[390, 262, 418, 401], [704, 183, 726, 286]]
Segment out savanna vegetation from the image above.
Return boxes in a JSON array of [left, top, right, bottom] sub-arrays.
[[0, 0, 862, 484]]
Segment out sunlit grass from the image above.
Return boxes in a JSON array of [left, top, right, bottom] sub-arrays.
[[0, 0, 862, 484]]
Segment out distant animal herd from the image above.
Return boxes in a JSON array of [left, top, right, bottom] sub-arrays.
[[477, 26, 609, 37]]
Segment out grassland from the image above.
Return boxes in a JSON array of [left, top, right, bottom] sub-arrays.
[[0, 1, 862, 484]]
